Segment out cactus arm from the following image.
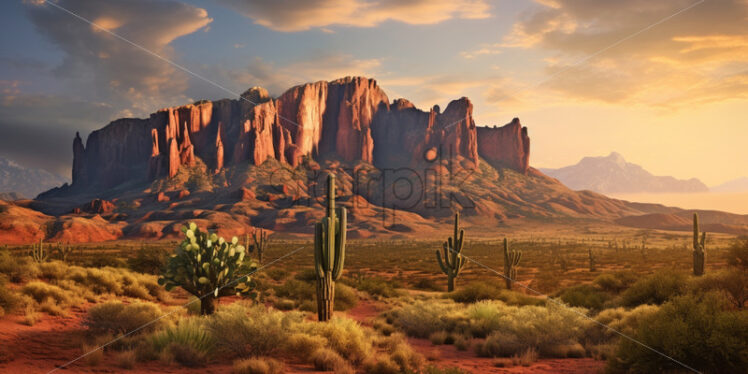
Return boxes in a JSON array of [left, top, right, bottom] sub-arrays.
[[314, 222, 325, 278], [436, 249, 449, 274], [693, 213, 700, 249], [332, 207, 346, 280], [701, 232, 706, 249]]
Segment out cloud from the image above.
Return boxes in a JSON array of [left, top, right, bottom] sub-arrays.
[[217, 0, 491, 32], [25, 0, 212, 115], [0, 82, 116, 177], [501, 0, 748, 106]]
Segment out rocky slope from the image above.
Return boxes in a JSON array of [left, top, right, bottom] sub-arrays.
[[0, 157, 68, 198], [3, 77, 744, 243], [541, 152, 709, 194]]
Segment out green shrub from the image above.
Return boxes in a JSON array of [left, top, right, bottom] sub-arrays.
[[619, 270, 687, 307], [22, 281, 78, 309], [334, 283, 358, 311], [448, 282, 503, 303], [609, 292, 748, 373], [412, 278, 441, 291], [690, 268, 748, 309], [233, 357, 285, 374], [557, 284, 610, 310], [429, 330, 449, 345], [150, 318, 214, 366], [302, 317, 372, 363], [84, 301, 164, 335], [284, 332, 327, 360], [585, 304, 659, 344]]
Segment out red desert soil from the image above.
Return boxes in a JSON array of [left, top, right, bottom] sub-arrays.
[[347, 299, 605, 374]]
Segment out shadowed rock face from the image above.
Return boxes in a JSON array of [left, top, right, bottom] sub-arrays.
[[476, 118, 530, 174], [58, 76, 530, 194]]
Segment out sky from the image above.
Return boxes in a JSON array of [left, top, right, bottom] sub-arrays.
[[0, 0, 746, 187]]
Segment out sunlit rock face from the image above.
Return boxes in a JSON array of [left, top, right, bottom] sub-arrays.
[[64, 76, 530, 193]]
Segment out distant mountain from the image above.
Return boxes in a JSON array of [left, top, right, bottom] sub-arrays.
[[711, 177, 748, 192], [0, 157, 68, 198], [540, 152, 709, 194]]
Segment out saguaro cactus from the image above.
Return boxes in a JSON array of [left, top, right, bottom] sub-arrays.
[[314, 174, 347, 322], [692, 213, 706, 276], [436, 213, 467, 292], [503, 238, 522, 290], [29, 238, 48, 263], [588, 249, 597, 272], [249, 228, 268, 264]]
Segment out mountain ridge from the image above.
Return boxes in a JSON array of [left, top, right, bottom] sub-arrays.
[[540, 152, 709, 194]]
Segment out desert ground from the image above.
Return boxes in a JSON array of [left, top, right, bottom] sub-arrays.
[[1, 221, 745, 374]]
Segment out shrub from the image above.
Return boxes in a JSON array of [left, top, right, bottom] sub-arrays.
[[0, 250, 39, 282], [454, 335, 471, 351], [81, 344, 103, 366], [429, 331, 449, 345], [448, 282, 503, 303], [284, 332, 327, 360], [557, 284, 611, 310], [150, 318, 214, 367], [233, 357, 285, 374], [393, 300, 460, 338], [344, 275, 402, 298], [265, 268, 288, 281], [609, 292, 748, 373], [594, 271, 638, 293], [727, 238, 748, 270], [0, 276, 21, 315], [208, 303, 301, 357], [127, 246, 169, 275], [311, 348, 353, 374], [302, 317, 372, 363], [618, 270, 687, 307], [511, 347, 538, 366], [84, 301, 164, 335], [585, 304, 659, 344], [691, 269, 748, 309], [334, 283, 358, 311], [22, 281, 78, 309], [116, 349, 137, 369], [413, 278, 441, 291]]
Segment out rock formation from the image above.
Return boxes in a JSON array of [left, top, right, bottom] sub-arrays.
[[476, 118, 530, 174], [59, 77, 531, 194]]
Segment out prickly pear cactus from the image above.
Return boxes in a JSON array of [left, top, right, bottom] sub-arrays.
[[436, 213, 467, 292], [503, 238, 522, 289], [314, 174, 347, 322], [159, 222, 257, 315], [692, 213, 706, 276]]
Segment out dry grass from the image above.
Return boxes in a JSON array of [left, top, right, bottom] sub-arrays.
[[233, 357, 285, 374]]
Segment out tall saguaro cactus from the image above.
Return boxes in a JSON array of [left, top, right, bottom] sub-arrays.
[[588, 249, 597, 272], [314, 174, 347, 322], [436, 213, 467, 292], [692, 213, 706, 276], [503, 238, 522, 289]]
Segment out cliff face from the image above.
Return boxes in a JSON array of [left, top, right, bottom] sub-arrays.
[[66, 77, 531, 192], [477, 118, 530, 173]]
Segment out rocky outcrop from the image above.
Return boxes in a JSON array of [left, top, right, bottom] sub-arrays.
[[61, 76, 531, 194], [477, 118, 530, 173]]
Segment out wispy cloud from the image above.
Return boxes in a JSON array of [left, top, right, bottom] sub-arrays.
[[217, 0, 491, 32]]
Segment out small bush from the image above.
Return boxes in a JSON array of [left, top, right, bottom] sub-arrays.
[[294, 268, 318, 282], [311, 348, 353, 374], [429, 330, 449, 345], [116, 349, 137, 369], [393, 300, 460, 338], [690, 269, 748, 309], [302, 317, 372, 363], [344, 275, 402, 298], [233, 357, 285, 374], [334, 283, 358, 311], [454, 335, 471, 351], [274, 298, 295, 310], [594, 271, 638, 293], [727, 238, 748, 270], [127, 246, 169, 275], [511, 347, 538, 366], [619, 270, 687, 307], [150, 318, 216, 367], [0, 251, 39, 282], [557, 284, 610, 310], [208, 303, 301, 357], [413, 278, 441, 291], [0, 276, 21, 315], [284, 332, 327, 360], [448, 282, 503, 303], [85, 301, 163, 335], [22, 281, 78, 310], [266, 268, 289, 281], [81, 344, 103, 366], [609, 292, 748, 373]]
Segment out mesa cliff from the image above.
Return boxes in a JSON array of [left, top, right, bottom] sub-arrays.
[[63, 77, 529, 193]]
